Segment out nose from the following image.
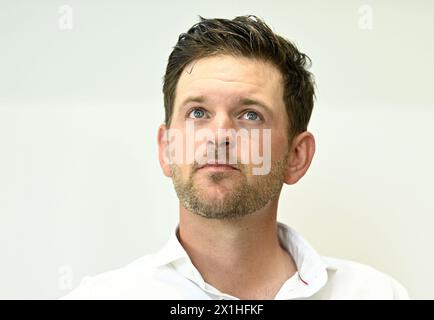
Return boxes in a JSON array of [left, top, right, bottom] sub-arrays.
[[207, 113, 236, 151]]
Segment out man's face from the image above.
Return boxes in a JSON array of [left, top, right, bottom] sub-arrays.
[[163, 54, 291, 219]]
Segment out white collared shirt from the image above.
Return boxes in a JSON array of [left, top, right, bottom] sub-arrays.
[[62, 222, 409, 300]]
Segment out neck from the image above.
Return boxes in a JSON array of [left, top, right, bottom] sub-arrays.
[[177, 197, 297, 299]]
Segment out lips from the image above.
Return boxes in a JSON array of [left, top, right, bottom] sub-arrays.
[[197, 163, 239, 171]]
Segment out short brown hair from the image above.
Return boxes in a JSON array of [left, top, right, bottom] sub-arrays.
[[162, 15, 316, 142]]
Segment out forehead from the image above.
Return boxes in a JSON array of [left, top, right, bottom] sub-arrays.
[[174, 55, 285, 111]]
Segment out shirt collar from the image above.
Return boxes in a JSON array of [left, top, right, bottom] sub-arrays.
[[152, 224, 190, 267], [276, 222, 330, 297], [152, 221, 331, 299]]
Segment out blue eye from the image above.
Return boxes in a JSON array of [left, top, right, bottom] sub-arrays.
[[189, 108, 206, 119], [243, 111, 260, 121]]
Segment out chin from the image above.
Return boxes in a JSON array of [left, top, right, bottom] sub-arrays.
[[201, 186, 233, 199]]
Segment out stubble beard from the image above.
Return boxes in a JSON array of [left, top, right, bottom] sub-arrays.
[[170, 154, 288, 220]]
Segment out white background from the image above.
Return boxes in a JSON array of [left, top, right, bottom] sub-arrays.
[[0, 0, 433, 299]]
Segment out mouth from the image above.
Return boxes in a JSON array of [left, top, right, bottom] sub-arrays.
[[197, 163, 239, 172]]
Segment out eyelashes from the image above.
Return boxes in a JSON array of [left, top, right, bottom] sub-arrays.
[[186, 107, 263, 122], [242, 111, 260, 121], [188, 107, 206, 119]]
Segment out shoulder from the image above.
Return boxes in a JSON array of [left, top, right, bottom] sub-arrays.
[[319, 256, 409, 300], [59, 254, 191, 300]]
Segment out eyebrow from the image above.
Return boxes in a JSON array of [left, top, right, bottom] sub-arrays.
[[237, 97, 273, 114], [180, 96, 206, 106], [180, 95, 273, 114]]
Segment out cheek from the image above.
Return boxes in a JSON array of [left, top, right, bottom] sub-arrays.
[[271, 124, 289, 150], [172, 164, 193, 183], [169, 125, 287, 167], [226, 129, 277, 167]]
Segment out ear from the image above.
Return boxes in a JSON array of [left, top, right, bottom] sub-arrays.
[[157, 123, 172, 177], [283, 131, 316, 185]]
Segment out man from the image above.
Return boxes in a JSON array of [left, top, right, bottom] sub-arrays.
[[63, 15, 408, 299]]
